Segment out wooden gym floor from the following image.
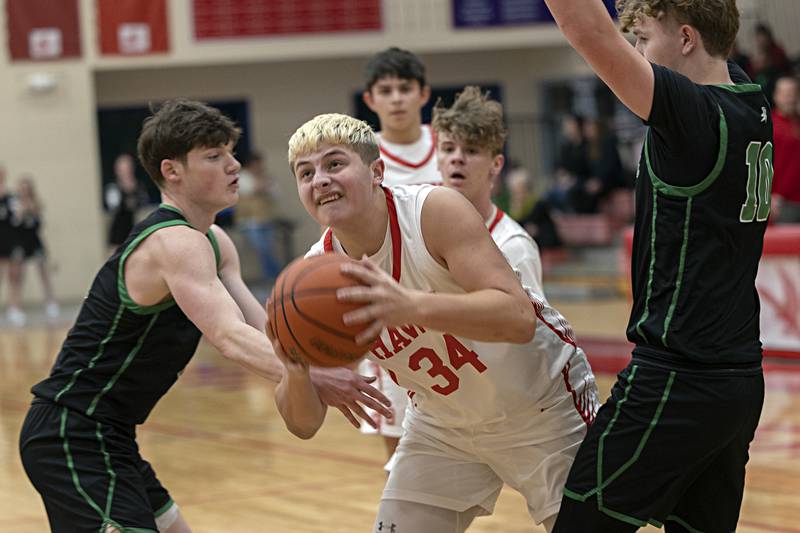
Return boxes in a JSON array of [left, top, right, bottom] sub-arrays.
[[0, 297, 798, 532]]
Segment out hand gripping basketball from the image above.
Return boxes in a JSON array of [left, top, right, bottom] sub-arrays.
[[266, 254, 371, 367]]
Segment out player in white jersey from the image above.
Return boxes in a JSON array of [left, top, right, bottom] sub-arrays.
[[434, 85, 544, 298], [360, 47, 442, 456], [274, 113, 599, 532]]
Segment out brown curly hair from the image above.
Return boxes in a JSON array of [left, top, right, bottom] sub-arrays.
[[137, 99, 240, 188], [615, 0, 739, 58], [432, 86, 507, 155]]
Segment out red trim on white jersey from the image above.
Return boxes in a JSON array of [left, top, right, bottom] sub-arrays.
[[378, 126, 437, 169], [488, 206, 505, 234], [530, 297, 593, 426], [561, 362, 595, 426], [530, 298, 576, 348], [323, 187, 402, 282]]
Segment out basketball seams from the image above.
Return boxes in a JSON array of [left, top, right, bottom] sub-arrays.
[[276, 260, 315, 364], [289, 290, 360, 342], [268, 254, 367, 367]]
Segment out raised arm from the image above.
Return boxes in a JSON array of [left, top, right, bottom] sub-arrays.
[[544, 0, 654, 119]]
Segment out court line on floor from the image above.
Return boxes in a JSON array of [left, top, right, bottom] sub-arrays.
[[4, 397, 797, 533]]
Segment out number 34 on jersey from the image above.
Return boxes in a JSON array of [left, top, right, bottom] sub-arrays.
[[369, 325, 487, 396]]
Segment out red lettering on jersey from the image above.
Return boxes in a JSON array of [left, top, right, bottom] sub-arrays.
[[443, 334, 487, 373], [388, 327, 412, 353], [409, 347, 459, 395], [370, 337, 393, 360], [387, 368, 400, 386], [401, 324, 424, 339]]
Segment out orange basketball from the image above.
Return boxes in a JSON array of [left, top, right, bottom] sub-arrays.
[[266, 254, 370, 367]]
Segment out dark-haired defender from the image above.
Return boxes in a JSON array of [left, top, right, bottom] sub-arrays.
[[543, 1, 771, 531], [359, 47, 442, 464], [19, 99, 392, 533]]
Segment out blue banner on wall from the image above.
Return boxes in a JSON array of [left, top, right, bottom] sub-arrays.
[[453, 0, 616, 28]]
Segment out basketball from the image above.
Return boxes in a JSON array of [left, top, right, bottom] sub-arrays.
[[267, 254, 370, 367]]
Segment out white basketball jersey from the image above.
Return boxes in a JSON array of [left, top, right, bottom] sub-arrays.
[[308, 185, 595, 429], [486, 205, 545, 300], [377, 126, 442, 185]]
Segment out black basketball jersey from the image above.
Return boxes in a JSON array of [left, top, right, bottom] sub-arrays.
[[32, 205, 220, 426], [628, 63, 772, 366]]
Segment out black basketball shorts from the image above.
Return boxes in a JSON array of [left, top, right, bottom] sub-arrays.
[[19, 399, 173, 533], [554, 358, 764, 533]]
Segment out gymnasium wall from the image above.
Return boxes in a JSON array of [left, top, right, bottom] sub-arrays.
[[1, 0, 796, 302], [94, 47, 590, 257]]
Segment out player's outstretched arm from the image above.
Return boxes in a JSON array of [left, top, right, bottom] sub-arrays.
[[544, 0, 654, 119], [196, 226, 393, 428], [338, 188, 536, 344], [269, 325, 327, 439], [152, 226, 284, 382]]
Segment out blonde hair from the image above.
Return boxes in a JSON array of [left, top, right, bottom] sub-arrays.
[[287, 113, 380, 168], [616, 0, 739, 58], [432, 86, 507, 155]]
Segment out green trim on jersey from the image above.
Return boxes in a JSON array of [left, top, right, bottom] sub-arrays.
[[646, 106, 728, 197], [712, 83, 763, 93], [60, 408, 106, 520], [86, 313, 160, 417], [666, 514, 706, 533], [54, 304, 126, 403], [564, 366, 676, 527], [117, 220, 191, 314], [158, 203, 183, 216], [96, 422, 118, 517], [661, 198, 693, 347], [154, 498, 175, 517], [635, 189, 659, 342], [117, 212, 222, 315]]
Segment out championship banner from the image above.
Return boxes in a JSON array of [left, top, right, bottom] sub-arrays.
[[453, 0, 616, 28], [193, 0, 381, 40], [97, 0, 169, 55], [7, 0, 81, 61]]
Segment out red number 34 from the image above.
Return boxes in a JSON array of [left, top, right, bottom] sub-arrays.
[[408, 334, 487, 395]]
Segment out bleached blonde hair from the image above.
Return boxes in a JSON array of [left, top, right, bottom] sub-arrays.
[[287, 113, 380, 169]]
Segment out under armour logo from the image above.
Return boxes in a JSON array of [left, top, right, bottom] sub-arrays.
[[761, 107, 768, 123], [376, 521, 397, 532]]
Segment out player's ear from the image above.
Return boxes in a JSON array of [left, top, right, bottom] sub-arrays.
[[370, 158, 385, 185], [420, 84, 432, 107], [680, 24, 698, 56], [490, 154, 505, 183], [362, 89, 377, 112], [160, 158, 181, 185]]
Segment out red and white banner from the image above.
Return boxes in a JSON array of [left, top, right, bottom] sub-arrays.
[[193, 0, 382, 40], [97, 0, 168, 55], [756, 225, 800, 357], [6, 0, 81, 61]]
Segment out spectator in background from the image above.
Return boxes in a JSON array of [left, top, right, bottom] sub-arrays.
[[548, 113, 589, 212], [571, 118, 625, 214], [504, 160, 538, 223], [237, 150, 284, 282], [772, 76, 800, 223], [106, 154, 148, 254], [0, 166, 25, 326], [9, 175, 59, 322], [752, 23, 792, 105], [730, 42, 753, 78]]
